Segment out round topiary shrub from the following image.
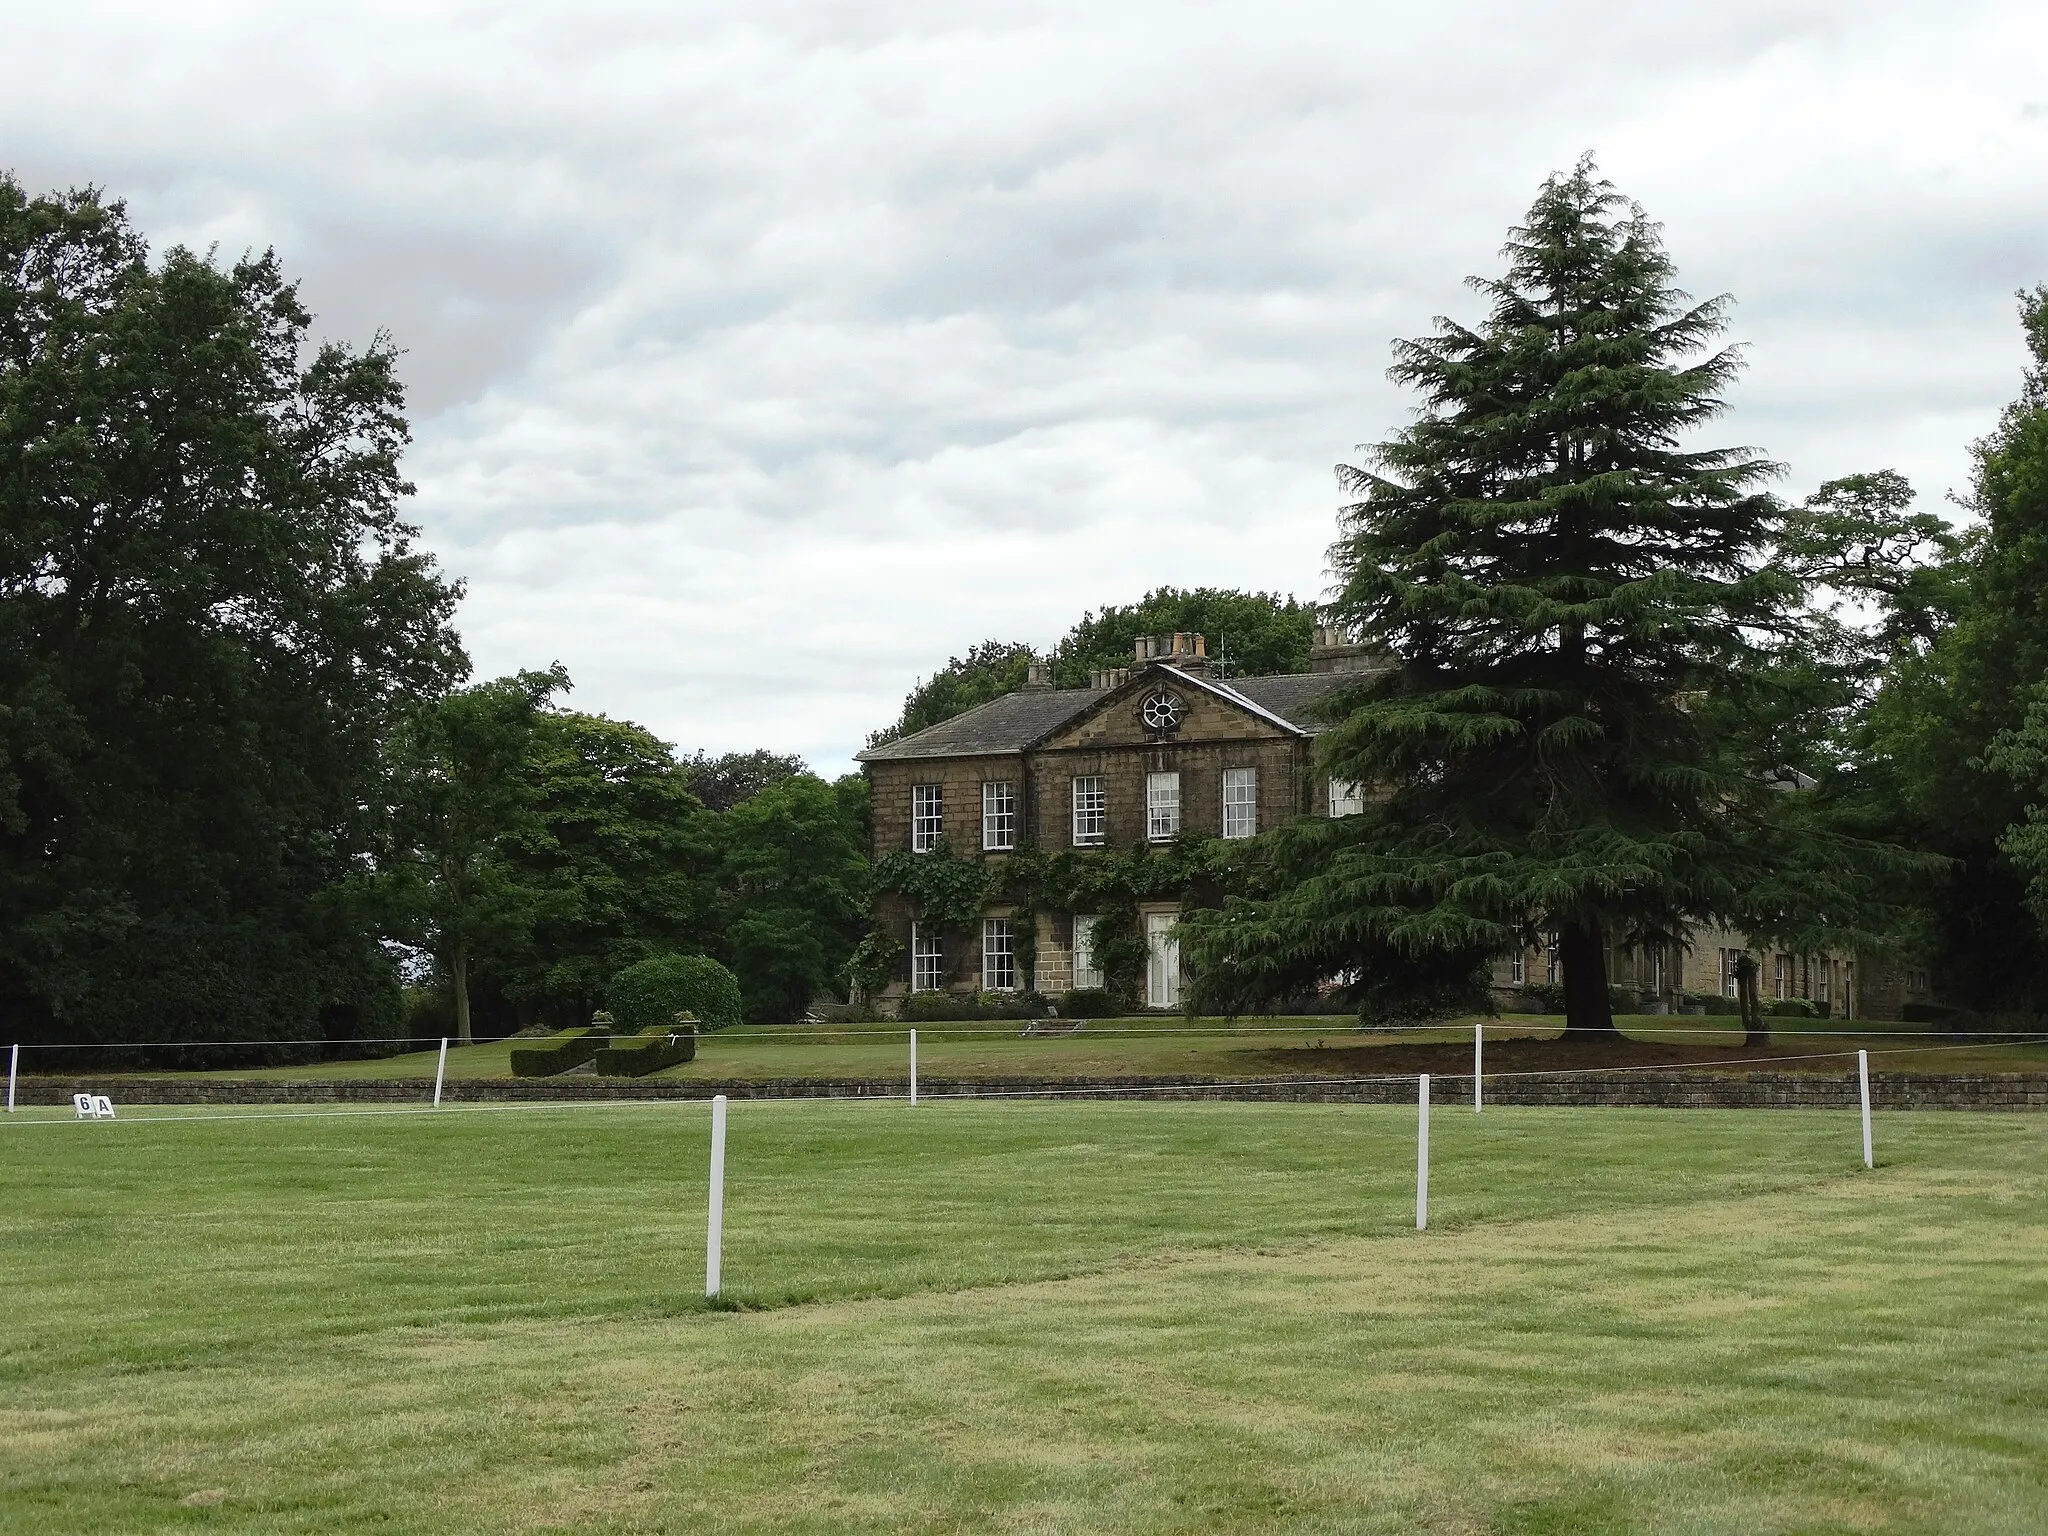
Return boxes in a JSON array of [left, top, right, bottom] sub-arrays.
[[608, 954, 743, 1034]]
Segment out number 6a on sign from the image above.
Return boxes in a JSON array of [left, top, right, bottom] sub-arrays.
[[72, 1093, 115, 1120]]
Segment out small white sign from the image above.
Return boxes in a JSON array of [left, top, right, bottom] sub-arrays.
[[72, 1093, 115, 1120]]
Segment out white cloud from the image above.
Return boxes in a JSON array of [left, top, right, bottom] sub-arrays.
[[5, 0, 2046, 772]]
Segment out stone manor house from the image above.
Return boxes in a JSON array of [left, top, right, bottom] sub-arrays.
[[857, 630, 1931, 1020]]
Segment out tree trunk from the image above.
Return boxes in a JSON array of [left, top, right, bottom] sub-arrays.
[[1559, 921, 1618, 1035], [1735, 952, 1766, 1047], [451, 942, 474, 1046]]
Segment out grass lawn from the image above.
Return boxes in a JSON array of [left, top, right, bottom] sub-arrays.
[[2, 1099, 2045, 1532], [107, 1013, 2048, 1084]]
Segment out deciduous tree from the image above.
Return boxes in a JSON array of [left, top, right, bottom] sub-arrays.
[[0, 177, 463, 1045], [369, 668, 567, 1043]]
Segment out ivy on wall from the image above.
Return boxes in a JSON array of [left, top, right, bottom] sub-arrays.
[[873, 833, 1239, 1008]]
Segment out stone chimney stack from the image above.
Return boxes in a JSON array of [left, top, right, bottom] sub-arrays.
[[1309, 623, 1389, 675], [1022, 659, 1053, 691], [1089, 666, 1129, 690], [1133, 632, 1210, 672]]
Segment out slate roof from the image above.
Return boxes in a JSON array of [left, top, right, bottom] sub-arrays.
[[1226, 671, 1360, 730], [856, 667, 1365, 762], [857, 687, 1107, 761]]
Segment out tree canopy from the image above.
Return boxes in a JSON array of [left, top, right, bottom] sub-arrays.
[[1184, 158, 1910, 1033], [867, 641, 1036, 749], [1859, 286, 2048, 1007], [0, 177, 464, 1047], [711, 772, 871, 1022], [682, 748, 808, 812], [495, 707, 714, 1025], [1048, 587, 1315, 684]]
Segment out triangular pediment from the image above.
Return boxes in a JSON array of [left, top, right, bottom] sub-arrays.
[[1032, 665, 1308, 752]]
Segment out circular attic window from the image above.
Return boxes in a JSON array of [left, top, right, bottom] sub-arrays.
[[1141, 691, 1185, 731]]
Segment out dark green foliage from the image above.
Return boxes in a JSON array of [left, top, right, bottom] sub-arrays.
[[1054, 988, 1122, 1019], [682, 749, 807, 812], [1987, 676, 2048, 939], [608, 953, 741, 1034], [1048, 587, 1316, 684], [842, 931, 905, 1002], [898, 990, 1047, 1023], [1181, 159, 1913, 1036], [1683, 992, 1742, 1016], [591, 1024, 696, 1076], [358, 668, 568, 1043], [1764, 997, 1820, 1018], [1901, 1001, 1964, 1025], [508, 1024, 610, 1078], [0, 177, 464, 1045], [1861, 286, 2048, 1007], [878, 837, 1233, 1010], [872, 841, 1001, 932], [496, 710, 714, 1024], [713, 774, 871, 1022], [867, 641, 1035, 749]]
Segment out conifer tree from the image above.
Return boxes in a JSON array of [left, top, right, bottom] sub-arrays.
[[1186, 159, 1804, 1035]]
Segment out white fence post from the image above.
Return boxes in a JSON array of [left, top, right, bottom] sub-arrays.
[[910, 1028, 918, 1107], [6, 1043, 16, 1113], [1416, 1073, 1431, 1231], [1858, 1048, 1872, 1169], [706, 1094, 728, 1298], [433, 1037, 448, 1108], [1473, 1021, 1482, 1114]]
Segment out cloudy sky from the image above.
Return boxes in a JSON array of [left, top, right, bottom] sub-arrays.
[[7, 0, 2046, 773]]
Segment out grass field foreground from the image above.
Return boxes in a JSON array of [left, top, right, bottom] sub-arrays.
[[3, 1098, 2046, 1531]]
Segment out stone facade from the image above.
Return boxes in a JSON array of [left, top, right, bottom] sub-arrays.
[[861, 629, 1940, 1022], [857, 631, 1374, 1010], [1487, 920, 1936, 1020]]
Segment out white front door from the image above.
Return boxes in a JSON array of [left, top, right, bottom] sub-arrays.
[[1146, 911, 1180, 1009]]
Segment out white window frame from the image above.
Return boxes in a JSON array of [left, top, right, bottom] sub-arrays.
[[982, 780, 1016, 851], [1509, 952, 1525, 986], [1546, 933, 1560, 987], [982, 918, 1017, 992], [911, 924, 943, 993], [1145, 910, 1181, 1008], [1222, 767, 1258, 839], [911, 784, 943, 852], [1327, 778, 1366, 817], [1071, 775, 1106, 847], [1071, 914, 1103, 991], [1146, 771, 1181, 842]]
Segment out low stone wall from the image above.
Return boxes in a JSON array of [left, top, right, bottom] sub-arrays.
[[14, 1071, 2048, 1110]]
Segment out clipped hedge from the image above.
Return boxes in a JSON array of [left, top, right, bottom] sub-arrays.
[[1054, 988, 1123, 1019], [610, 954, 743, 1034], [509, 1025, 611, 1078], [1902, 1001, 1963, 1025], [1682, 992, 1742, 1016], [1765, 997, 1821, 1018], [898, 989, 1049, 1023], [592, 1021, 698, 1077]]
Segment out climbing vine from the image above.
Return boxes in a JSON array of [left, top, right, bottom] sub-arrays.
[[871, 839, 1001, 932], [874, 832, 1244, 1009]]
